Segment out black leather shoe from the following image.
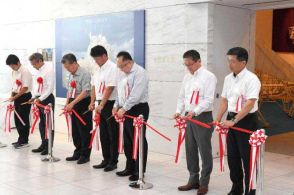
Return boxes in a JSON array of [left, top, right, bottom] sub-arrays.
[[66, 156, 80, 161], [104, 164, 117, 172], [32, 147, 44, 153], [129, 174, 139, 181], [11, 141, 18, 146], [77, 157, 90, 164], [41, 149, 48, 155], [93, 160, 108, 169], [116, 169, 132, 177]]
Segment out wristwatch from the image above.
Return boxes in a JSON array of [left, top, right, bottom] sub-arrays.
[[231, 117, 238, 124]]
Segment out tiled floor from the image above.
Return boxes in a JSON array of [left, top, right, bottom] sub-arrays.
[[0, 131, 293, 195]]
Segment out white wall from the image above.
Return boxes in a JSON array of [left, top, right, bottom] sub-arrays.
[[0, 0, 254, 157]]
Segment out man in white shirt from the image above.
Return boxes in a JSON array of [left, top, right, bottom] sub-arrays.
[[89, 45, 119, 171], [29, 53, 55, 156], [113, 51, 149, 182], [174, 50, 217, 195], [6, 54, 32, 149], [215, 47, 261, 195]]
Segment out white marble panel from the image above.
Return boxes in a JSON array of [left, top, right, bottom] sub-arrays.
[[146, 5, 186, 44]]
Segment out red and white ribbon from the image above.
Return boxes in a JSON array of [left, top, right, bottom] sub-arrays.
[[235, 94, 244, 112], [31, 104, 40, 134], [190, 89, 200, 105], [63, 110, 73, 142], [248, 129, 267, 190], [174, 117, 187, 163], [125, 82, 130, 98], [15, 79, 22, 92], [115, 114, 125, 153], [98, 81, 105, 94], [4, 104, 25, 133], [37, 77, 43, 93], [70, 80, 77, 98], [89, 113, 101, 150], [215, 124, 229, 172], [44, 105, 53, 139], [132, 116, 144, 160]]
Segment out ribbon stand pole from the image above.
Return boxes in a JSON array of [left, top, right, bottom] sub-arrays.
[[129, 115, 153, 190], [256, 129, 265, 195], [42, 103, 60, 163]]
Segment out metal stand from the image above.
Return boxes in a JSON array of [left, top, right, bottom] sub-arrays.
[[42, 103, 60, 162], [129, 115, 153, 190], [256, 129, 265, 195]]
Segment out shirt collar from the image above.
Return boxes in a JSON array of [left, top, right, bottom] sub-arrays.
[[100, 59, 110, 70], [73, 66, 81, 76], [234, 67, 248, 79], [192, 66, 203, 76]]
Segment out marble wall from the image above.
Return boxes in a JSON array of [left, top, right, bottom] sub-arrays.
[[0, 0, 254, 157]]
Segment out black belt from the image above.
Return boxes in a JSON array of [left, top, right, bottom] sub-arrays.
[[228, 112, 256, 117]]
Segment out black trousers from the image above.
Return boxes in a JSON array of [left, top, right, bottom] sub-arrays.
[[70, 97, 92, 159], [227, 112, 259, 195], [14, 92, 32, 144], [39, 94, 55, 149], [99, 100, 119, 165], [123, 103, 149, 175]]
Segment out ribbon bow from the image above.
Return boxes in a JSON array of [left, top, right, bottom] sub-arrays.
[[69, 80, 77, 98], [132, 116, 144, 160], [15, 79, 22, 92], [248, 129, 267, 190], [215, 124, 229, 172], [37, 77, 43, 93], [115, 114, 125, 153], [174, 117, 187, 163], [89, 113, 101, 150], [31, 105, 40, 134]]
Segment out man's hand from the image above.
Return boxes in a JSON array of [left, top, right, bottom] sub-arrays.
[[34, 98, 41, 103], [173, 113, 181, 119], [112, 107, 118, 116], [88, 102, 95, 111], [8, 97, 15, 102], [117, 108, 126, 118], [186, 112, 195, 119], [221, 120, 235, 128], [65, 102, 74, 112], [95, 104, 104, 113]]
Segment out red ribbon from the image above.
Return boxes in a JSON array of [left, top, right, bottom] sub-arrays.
[[236, 95, 244, 112], [174, 117, 187, 163], [4, 104, 14, 133], [89, 113, 101, 150], [69, 80, 77, 98], [215, 124, 229, 172], [31, 105, 40, 134], [190, 90, 200, 105], [63, 110, 73, 141], [98, 81, 105, 94], [37, 77, 43, 93], [61, 108, 87, 126], [4, 104, 26, 133], [115, 114, 125, 153], [132, 116, 144, 160], [15, 79, 22, 92], [249, 129, 267, 191]]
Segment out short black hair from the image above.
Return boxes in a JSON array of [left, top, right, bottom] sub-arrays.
[[117, 51, 133, 61], [183, 50, 201, 61], [227, 47, 248, 63], [6, 54, 20, 65], [29, 53, 44, 62], [61, 53, 77, 64], [90, 45, 108, 57]]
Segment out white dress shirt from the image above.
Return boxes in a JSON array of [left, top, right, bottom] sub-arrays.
[[176, 67, 217, 116], [114, 63, 149, 111], [221, 67, 261, 113], [91, 59, 118, 101], [11, 64, 32, 93], [33, 63, 55, 101]]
